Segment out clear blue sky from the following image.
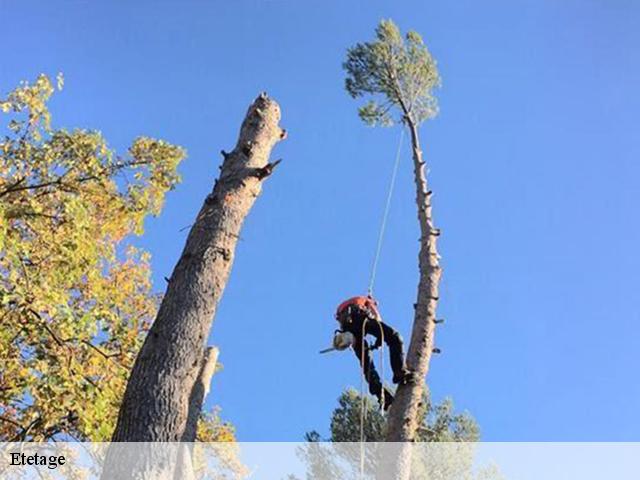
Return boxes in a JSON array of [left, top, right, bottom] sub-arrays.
[[2, 0, 639, 441]]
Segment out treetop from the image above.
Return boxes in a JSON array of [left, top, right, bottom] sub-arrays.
[[343, 19, 441, 126]]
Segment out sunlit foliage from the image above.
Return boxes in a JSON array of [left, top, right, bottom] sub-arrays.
[[296, 390, 505, 480], [343, 19, 441, 126], [308, 388, 479, 443], [0, 74, 186, 441]]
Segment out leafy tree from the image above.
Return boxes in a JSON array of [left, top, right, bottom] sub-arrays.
[[344, 20, 443, 451], [0, 74, 231, 443], [344, 21, 440, 128], [195, 409, 248, 479], [296, 390, 505, 480], [307, 388, 479, 443]]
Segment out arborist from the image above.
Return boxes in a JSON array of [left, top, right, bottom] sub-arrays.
[[333, 295, 411, 410]]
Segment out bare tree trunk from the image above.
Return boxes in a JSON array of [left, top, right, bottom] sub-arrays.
[[176, 347, 219, 480], [106, 93, 285, 448], [184, 346, 219, 441], [381, 118, 442, 477]]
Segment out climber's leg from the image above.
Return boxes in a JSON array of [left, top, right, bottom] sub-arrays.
[[379, 322, 410, 384], [352, 335, 394, 409]]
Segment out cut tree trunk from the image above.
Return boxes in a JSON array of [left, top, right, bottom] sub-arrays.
[[183, 346, 219, 441], [381, 118, 442, 477], [107, 93, 285, 446]]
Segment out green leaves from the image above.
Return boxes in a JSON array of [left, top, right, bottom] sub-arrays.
[[299, 390, 484, 479], [343, 19, 441, 126], [127, 137, 184, 216], [358, 100, 394, 127], [0, 74, 185, 441], [318, 388, 478, 442], [0, 74, 238, 447]]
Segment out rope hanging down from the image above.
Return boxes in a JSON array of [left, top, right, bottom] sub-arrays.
[[367, 129, 405, 297], [359, 316, 385, 479], [359, 128, 404, 479]]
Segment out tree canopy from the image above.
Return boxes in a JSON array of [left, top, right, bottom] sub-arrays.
[[343, 19, 441, 126], [307, 388, 479, 443], [0, 74, 184, 441], [296, 390, 500, 480]]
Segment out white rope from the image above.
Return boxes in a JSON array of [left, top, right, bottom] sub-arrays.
[[367, 129, 405, 297], [359, 315, 386, 480], [359, 128, 404, 479], [359, 318, 368, 479]]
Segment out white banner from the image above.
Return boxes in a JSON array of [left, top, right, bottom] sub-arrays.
[[1, 442, 639, 479]]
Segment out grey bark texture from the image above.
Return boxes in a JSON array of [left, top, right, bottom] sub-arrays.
[[385, 119, 441, 441], [381, 118, 442, 479], [184, 346, 219, 442], [108, 93, 285, 446]]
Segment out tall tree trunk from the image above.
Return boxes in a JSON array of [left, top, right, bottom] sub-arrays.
[[381, 118, 441, 477], [108, 93, 285, 445]]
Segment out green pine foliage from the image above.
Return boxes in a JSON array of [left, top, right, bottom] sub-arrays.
[[344, 19, 441, 127]]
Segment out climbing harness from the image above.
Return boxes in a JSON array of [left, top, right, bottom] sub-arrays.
[[319, 129, 406, 479]]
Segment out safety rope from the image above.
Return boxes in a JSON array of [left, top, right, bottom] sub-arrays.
[[359, 316, 385, 480], [367, 129, 405, 297], [355, 128, 404, 479], [359, 319, 367, 479], [359, 129, 404, 478]]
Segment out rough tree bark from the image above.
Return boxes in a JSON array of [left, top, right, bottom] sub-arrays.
[[108, 93, 285, 445], [184, 346, 219, 441], [380, 117, 442, 479], [385, 118, 441, 441]]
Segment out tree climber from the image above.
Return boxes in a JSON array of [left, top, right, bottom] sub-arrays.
[[335, 295, 411, 410]]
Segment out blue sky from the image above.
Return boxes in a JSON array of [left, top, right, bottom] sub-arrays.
[[2, 0, 639, 441]]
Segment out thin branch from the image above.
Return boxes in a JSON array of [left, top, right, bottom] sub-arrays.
[[0, 176, 26, 197], [10, 416, 40, 442], [254, 159, 282, 180], [0, 415, 24, 429], [81, 340, 122, 361]]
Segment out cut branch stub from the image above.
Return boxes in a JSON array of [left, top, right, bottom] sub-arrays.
[[107, 93, 284, 450]]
